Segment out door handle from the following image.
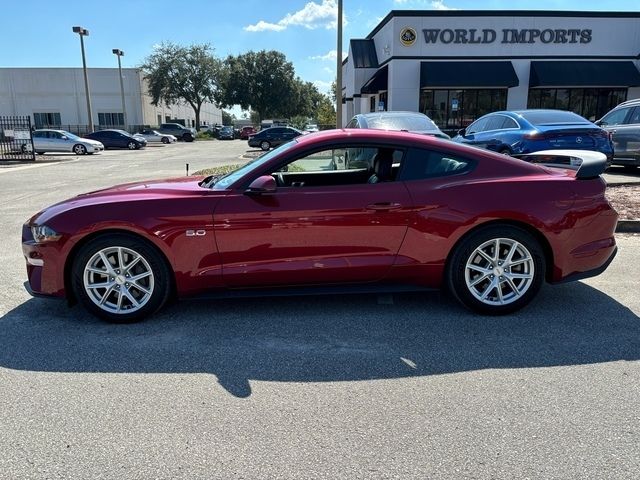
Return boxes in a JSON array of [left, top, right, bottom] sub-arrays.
[[366, 202, 403, 211]]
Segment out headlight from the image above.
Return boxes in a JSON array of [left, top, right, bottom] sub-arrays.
[[31, 225, 61, 243]]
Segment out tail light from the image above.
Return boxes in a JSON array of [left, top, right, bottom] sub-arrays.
[[523, 132, 547, 140]]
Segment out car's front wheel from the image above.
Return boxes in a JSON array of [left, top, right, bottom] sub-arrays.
[[71, 234, 172, 323], [127, 141, 137, 150], [447, 225, 545, 315], [260, 140, 271, 151], [161, 137, 170, 144], [73, 144, 87, 155]]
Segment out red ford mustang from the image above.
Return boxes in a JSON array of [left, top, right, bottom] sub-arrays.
[[22, 129, 618, 323]]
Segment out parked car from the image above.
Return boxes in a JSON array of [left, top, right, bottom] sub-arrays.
[[347, 111, 450, 139], [156, 123, 195, 142], [240, 126, 257, 140], [453, 109, 614, 165], [596, 99, 640, 169], [32, 129, 104, 155], [134, 129, 176, 144], [305, 124, 320, 133], [23, 129, 617, 323], [218, 126, 235, 140], [248, 126, 303, 150], [84, 130, 146, 150]]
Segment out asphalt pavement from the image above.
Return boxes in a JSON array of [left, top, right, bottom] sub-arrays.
[[0, 140, 638, 479]]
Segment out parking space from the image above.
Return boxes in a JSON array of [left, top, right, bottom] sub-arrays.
[[0, 142, 639, 478]]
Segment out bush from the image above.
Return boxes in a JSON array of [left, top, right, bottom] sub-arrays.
[[196, 130, 215, 140]]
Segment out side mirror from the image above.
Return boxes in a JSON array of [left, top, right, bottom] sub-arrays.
[[595, 120, 604, 126], [245, 175, 277, 195], [457, 128, 466, 137]]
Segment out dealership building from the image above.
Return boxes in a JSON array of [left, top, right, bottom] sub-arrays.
[[342, 10, 640, 132], [0, 67, 222, 130]]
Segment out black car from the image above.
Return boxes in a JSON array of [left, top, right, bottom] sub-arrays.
[[218, 126, 235, 140], [156, 123, 195, 142], [346, 111, 450, 139], [84, 129, 146, 150], [248, 126, 303, 150]]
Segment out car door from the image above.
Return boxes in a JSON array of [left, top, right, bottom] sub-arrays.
[[47, 131, 66, 152], [474, 115, 507, 151], [32, 131, 48, 152], [457, 117, 488, 147], [598, 106, 633, 159], [213, 145, 413, 287], [611, 107, 640, 163]]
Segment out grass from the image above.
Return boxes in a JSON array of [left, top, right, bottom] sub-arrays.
[[193, 164, 244, 176]]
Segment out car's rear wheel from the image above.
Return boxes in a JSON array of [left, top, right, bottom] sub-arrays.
[[498, 147, 511, 156], [71, 234, 172, 323], [127, 141, 137, 150], [73, 144, 87, 155], [260, 141, 270, 151], [447, 225, 545, 315]]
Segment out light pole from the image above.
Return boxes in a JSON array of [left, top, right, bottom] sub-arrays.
[[112, 49, 127, 130], [72, 26, 94, 132], [335, 0, 343, 128]]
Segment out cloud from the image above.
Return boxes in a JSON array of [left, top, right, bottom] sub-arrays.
[[244, 0, 344, 32], [308, 50, 347, 61], [393, 0, 457, 9], [313, 80, 333, 91]]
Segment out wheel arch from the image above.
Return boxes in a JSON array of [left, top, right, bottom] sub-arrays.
[[444, 219, 555, 283], [63, 228, 177, 305]]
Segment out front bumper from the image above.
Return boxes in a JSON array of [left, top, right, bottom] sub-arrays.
[[22, 224, 66, 298]]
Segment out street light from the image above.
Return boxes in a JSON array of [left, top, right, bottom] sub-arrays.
[[112, 49, 127, 130], [72, 26, 94, 132], [335, 0, 343, 128]]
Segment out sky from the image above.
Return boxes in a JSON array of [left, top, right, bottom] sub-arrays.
[[1, 0, 638, 109]]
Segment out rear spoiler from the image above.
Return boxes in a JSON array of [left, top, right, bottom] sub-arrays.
[[515, 149, 607, 179]]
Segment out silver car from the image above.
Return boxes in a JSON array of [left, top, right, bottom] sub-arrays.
[[133, 129, 177, 144], [32, 129, 104, 155]]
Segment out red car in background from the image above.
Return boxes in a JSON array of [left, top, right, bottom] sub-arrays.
[[22, 129, 617, 323], [240, 126, 257, 140]]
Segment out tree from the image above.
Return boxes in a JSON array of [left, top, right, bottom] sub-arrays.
[[221, 110, 233, 125], [315, 95, 336, 127], [142, 42, 220, 129], [218, 50, 299, 122]]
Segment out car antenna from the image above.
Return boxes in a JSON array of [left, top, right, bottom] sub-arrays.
[[186, 163, 189, 176]]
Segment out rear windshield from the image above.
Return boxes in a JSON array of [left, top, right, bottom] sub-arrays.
[[519, 111, 590, 125], [366, 114, 439, 132]]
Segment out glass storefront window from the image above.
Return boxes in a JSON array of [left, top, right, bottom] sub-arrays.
[[527, 88, 627, 121], [420, 88, 508, 133]]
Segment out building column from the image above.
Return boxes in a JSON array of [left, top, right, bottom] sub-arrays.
[[387, 61, 420, 112]]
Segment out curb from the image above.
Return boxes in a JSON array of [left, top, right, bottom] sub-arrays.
[[616, 220, 640, 233]]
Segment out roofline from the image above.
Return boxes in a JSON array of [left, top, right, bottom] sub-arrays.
[[366, 10, 640, 40]]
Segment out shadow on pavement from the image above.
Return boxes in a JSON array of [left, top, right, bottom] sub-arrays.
[[0, 282, 637, 398]]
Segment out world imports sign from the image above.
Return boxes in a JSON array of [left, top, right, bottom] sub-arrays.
[[421, 28, 593, 44]]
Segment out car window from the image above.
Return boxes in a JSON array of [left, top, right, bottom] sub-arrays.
[[628, 107, 640, 125], [485, 116, 505, 131], [519, 110, 590, 125], [400, 148, 475, 181], [33, 131, 46, 138], [600, 107, 632, 126], [346, 118, 358, 128], [269, 146, 405, 187], [502, 117, 519, 129], [466, 117, 488, 134], [364, 114, 439, 132]]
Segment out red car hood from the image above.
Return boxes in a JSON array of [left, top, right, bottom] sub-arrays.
[[29, 176, 220, 225]]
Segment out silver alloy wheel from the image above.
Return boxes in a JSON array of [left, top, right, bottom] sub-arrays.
[[128, 142, 136, 150], [464, 238, 535, 306], [260, 141, 270, 151], [74, 144, 86, 154], [83, 246, 155, 314]]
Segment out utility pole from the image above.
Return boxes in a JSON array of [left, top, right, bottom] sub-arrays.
[[72, 26, 94, 132], [112, 49, 128, 130], [336, 0, 343, 128]]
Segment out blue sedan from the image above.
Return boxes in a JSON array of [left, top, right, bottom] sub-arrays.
[[453, 109, 613, 164]]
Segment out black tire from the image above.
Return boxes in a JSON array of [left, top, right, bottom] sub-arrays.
[[71, 233, 172, 323], [161, 137, 170, 144], [183, 134, 194, 142], [498, 147, 511, 156], [446, 225, 545, 315], [127, 141, 137, 150], [73, 144, 87, 155], [260, 140, 271, 151]]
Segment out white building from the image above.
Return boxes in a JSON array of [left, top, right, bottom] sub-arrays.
[[0, 67, 222, 130], [342, 10, 640, 132]]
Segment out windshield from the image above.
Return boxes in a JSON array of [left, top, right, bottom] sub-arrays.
[[366, 114, 439, 132], [211, 140, 297, 190], [60, 130, 81, 141], [519, 110, 591, 125]]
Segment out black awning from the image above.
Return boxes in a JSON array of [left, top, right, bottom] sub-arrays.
[[420, 61, 519, 88], [350, 39, 379, 69], [361, 65, 388, 94], [529, 61, 640, 87]]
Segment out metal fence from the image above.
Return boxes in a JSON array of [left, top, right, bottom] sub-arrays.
[[0, 116, 35, 161]]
